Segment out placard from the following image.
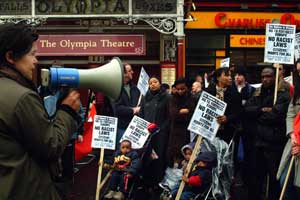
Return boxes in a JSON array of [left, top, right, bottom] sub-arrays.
[[137, 67, 150, 96], [188, 91, 227, 141], [121, 116, 150, 149], [91, 115, 117, 150], [264, 23, 296, 64], [295, 32, 300, 61], [220, 58, 230, 68]]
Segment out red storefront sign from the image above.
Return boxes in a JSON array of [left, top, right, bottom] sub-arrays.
[[36, 35, 146, 56]]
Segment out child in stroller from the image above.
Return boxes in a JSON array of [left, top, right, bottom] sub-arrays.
[[168, 151, 217, 200], [159, 142, 194, 199], [103, 140, 141, 200]]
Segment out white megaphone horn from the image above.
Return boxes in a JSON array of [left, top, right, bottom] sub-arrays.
[[41, 57, 124, 100]]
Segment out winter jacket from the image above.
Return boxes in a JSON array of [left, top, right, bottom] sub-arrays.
[[205, 85, 242, 143], [244, 84, 290, 150], [109, 150, 141, 175], [115, 82, 140, 129], [277, 101, 300, 187], [0, 67, 78, 200]]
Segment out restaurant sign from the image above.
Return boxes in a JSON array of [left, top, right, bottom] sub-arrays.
[[36, 34, 146, 56], [230, 35, 265, 48]]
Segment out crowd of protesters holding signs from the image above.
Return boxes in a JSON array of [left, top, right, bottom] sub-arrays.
[[1, 23, 300, 200]]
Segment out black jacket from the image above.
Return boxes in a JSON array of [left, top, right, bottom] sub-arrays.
[[115, 82, 140, 129], [244, 85, 290, 150], [205, 85, 242, 143]]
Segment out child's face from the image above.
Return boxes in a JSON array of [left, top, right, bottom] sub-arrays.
[[184, 149, 192, 161], [120, 141, 131, 154], [197, 160, 207, 167]]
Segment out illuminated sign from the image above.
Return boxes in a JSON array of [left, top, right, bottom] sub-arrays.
[[230, 35, 265, 48], [186, 12, 300, 29], [37, 34, 146, 56]]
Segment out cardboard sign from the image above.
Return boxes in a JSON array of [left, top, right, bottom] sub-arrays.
[[91, 115, 117, 150], [220, 57, 230, 68], [264, 24, 296, 64], [295, 32, 300, 61], [137, 67, 150, 96], [121, 116, 150, 149], [188, 91, 227, 141]]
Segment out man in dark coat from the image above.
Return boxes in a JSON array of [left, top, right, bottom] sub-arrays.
[[0, 23, 81, 200], [244, 66, 290, 200], [115, 63, 140, 147]]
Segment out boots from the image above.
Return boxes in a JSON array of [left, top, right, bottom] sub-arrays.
[[113, 191, 124, 200], [104, 190, 116, 199]]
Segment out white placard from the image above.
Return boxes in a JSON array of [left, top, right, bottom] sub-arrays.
[[188, 91, 227, 141], [220, 57, 230, 68], [91, 115, 118, 150], [295, 32, 300, 61], [121, 116, 150, 149], [137, 67, 150, 96], [264, 23, 296, 64]]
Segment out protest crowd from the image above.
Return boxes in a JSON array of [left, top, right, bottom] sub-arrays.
[[1, 23, 300, 200]]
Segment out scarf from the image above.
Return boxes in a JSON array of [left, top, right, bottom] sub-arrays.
[[216, 85, 227, 101], [0, 66, 37, 92]]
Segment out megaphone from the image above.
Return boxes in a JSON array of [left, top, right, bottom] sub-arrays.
[[41, 57, 124, 100]]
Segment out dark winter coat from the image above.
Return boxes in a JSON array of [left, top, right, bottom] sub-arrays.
[[205, 85, 242, 143], [115, 82, 140, 129], [139, 90, 171, 184], [0, 67, 78, 200], [167, 93, 196, 162], [244, 84, 290, 150], [109, 150, 141, 175]]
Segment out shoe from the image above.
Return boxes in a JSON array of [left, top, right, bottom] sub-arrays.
[[113, 191, 124, 200], [159, 183, 171, 192], [104, 190, 115, 199]]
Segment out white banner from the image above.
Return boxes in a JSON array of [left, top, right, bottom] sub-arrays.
[[264, 23, 296, 64], [91, 115, 117, 150], [295, 32, 300, 61], [121, 116, 150, 149], [220, 57, 230, 68], [188, 91, 227, 141], [137, 67, 150, 96]]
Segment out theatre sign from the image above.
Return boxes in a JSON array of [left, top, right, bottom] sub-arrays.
[[0, 0, 178, 34]]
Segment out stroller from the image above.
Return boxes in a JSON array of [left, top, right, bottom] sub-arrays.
[[101, 123, 160, 200], [159, 137, 234, 200]]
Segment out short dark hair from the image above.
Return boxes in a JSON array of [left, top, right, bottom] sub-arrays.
[[214, 67, 230, 84], [262, 66, 276, 76], [174, 77, 188, 87], [121, 139, 132, 147], [0, 23, 38, 66]]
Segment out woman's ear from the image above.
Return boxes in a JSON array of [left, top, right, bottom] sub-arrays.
[[5, 51, 15, 65]]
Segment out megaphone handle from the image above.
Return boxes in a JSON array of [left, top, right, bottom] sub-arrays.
[[84, 90, 93, 122]]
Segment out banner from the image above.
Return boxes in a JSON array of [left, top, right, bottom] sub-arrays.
[[188, 91, 227, 141], [264, 23, 296, 64], [121, 116, 150, 149], [91, 115, 118, 150], [137, 67, 150, 96], [220, 58, 230, 68], [295, 32, 300, 61]]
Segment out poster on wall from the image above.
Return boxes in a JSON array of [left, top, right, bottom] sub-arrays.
[[161, 62, 176, 89], [264, 23, 296, 64]]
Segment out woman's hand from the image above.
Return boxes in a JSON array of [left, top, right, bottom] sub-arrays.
[[216, 115, 227, 124]]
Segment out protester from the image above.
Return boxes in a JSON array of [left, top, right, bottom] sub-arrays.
[[244, 66, 290, 200], [191, 81, 202, 99], [167, 78, 196, 165], [115, 63, 140, 147], [168, 151, 217, 200], [103, 140, 140, 200], [161, 83, 170, 94], [205, 67, 242, 144], [139, 76, 171, 190], [0, 23, 81, 200], [277, 59, 300, 200]]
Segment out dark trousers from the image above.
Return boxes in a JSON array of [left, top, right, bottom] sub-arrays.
[[248, 147, 282, 200], [109, 171, 131, 193]]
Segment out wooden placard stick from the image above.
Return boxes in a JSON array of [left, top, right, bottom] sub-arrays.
[[175, 135, 203, 200], [95, 148, 105, 200]]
